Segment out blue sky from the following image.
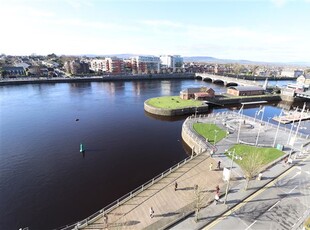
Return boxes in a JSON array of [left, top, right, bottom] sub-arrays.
[[1, 0, 310, 63]]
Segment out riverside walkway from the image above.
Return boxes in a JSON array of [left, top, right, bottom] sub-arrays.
[[68, 112, 309, 230], [78, 152, 224, 229]]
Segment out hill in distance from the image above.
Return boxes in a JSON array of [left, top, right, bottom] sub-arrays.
[[81, 54, 310, 67]]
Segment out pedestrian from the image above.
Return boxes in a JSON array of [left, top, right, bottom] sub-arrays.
[[194, 184, 198, 191], [174, 181, 178, 191], [104, 213, 108, 227], [215, 185, 220, 195], [209, 162, 213, 171], [150, 207, 154, 218], [217, 161, 221, 170], [214, 193, 220, 205], [284, 156, 288, 165]]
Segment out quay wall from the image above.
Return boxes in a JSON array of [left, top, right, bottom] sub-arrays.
[[144, 102, 209, 117], [213, 74, 297, 81], [181, 115, 216, 155], [210, 95, 282, 105], [0, 73, 195, 86]]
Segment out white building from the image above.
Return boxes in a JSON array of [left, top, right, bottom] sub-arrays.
[[90, 59, 106, 72], [160, 55, 183, 71], [131, 56, 160, 73]]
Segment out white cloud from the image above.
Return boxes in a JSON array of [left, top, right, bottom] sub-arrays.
[[140, 20, 182, 28], [65, 0, 94, 9], [270, 0, 288, 7]]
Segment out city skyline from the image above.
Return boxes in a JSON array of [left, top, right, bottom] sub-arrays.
[[1, 0, 310, 63]]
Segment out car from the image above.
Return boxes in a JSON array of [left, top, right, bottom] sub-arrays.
[[303, 216, 310, 230]]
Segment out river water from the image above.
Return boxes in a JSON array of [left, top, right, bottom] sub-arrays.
[[0, 79, 308, 230]]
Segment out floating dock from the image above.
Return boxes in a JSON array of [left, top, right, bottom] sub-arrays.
[[272, 111, 310, 124]]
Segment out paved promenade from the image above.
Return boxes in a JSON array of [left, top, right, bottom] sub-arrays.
[[76, 112, 309, 230], [81, 151, 225, 229]]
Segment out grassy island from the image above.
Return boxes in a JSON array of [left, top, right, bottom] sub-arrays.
[[145, 96, 203, 109]]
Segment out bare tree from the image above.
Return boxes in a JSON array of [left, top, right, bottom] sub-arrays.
[[232, 64, 243, 78], [241, 151, 264, 190], [251, 65, 259, 76], [192, 185, 210, 222]]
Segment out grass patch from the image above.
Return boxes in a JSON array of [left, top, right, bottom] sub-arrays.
[[225, 144, 285, 169], [146, 96, 203, 109], [193, 123, 227, 144]]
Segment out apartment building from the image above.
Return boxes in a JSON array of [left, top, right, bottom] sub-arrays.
[[131, 56, 160, 73], [160, 55, 183, 70], [90, 59, 106, 72], [105, 57, 124, 74], [64, 60, 89, 74]]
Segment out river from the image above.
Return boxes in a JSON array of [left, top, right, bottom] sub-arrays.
[[0, 79, 308, 230]]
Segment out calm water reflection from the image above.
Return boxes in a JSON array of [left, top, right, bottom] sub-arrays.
[[0, 79, 308, 229]]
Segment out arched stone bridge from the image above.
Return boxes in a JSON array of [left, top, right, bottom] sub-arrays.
[[195, 73, 264, 87]]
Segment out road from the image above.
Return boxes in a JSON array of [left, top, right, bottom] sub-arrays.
[[204, 155, 310, 230]]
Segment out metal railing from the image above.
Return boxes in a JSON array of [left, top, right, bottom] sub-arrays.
[[235, 111, 309, 140]]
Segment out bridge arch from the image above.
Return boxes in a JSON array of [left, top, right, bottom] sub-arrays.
[[226, 82, 238, 87], [195, 75, 203, 80], [202, 77, 212, 82], [213, 79, 225, 85]]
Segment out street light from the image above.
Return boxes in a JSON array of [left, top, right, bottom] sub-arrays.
[[223, 149, 242, 204], [267, 117, 271, 127], [287, 107, 298, 145], [273, 109, 283, 147], [214, 130, 219, 146], [236, 104, 244, 143], [255, 107, 265, 146]]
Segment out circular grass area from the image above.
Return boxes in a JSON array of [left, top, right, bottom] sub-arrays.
[[145, 96, 204, 109], [193, 123, 227, 144]]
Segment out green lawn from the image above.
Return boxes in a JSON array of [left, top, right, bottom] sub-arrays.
[[193, 123, 227, 144], [225, 144, 285, 169], [146, 96, 203, 109]]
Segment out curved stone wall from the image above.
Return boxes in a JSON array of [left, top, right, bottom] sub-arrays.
[[144, 101, 209, 116], [181, 115, 216, 155]]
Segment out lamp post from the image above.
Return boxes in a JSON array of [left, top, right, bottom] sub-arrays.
[[267, 117, 271, 127], [236, 104, 244, 143], [293, 103, 306, 144], [273, 109, 283, 147], [214, 130, 219, 146], [224, 149, 242, 204], [255, 123, 262, 146], [287, 107, 298, 145], [255, 106, 265, 146]]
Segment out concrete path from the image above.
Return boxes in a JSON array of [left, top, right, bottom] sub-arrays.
[[82, 152, 226, 230], [79, 112, 309, 230]]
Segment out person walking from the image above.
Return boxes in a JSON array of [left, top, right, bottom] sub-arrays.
[[174, 181, 178, 191], [217, 160, 221, 170], [103, 213, 108, 227], [284, 156, 288, 165], [209, 162, 213, 171], [214, 193, 220, 205], [150, 207, 154, 218], [215, 185, 220, 195]]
